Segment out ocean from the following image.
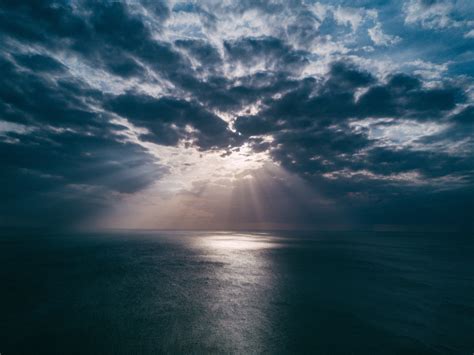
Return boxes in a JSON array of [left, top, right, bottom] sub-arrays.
[[1, 230, 473, 354]]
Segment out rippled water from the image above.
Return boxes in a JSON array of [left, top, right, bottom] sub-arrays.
[[1, 230, 473, 354]]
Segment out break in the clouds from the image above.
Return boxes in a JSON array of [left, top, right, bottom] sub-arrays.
[[0, 0, 473, 230]]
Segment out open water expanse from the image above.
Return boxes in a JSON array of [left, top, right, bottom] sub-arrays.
[[0, 230, 473, 354]]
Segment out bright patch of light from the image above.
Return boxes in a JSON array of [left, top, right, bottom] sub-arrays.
[[350, 118, 448, 148], [197, 233, 280, 250], [112, 117, 270, 193], [148, 143, 269, 193]]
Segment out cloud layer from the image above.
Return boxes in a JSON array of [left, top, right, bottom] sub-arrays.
[[1, 0, 473, 230]]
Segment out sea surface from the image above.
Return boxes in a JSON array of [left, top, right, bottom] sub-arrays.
[[0, 230, 473, 354]]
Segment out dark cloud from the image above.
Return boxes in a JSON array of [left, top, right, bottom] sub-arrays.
[[324, 62, 376, 92], [365, 147, 474, 179], [0, 1, 87, 45], [357, 74, 461, 120], [418, 104, 474, 152], [0, 0, 180, 79], [235, 61, 466, 136], [175, 39, 222, 69], [172, 70, 302, 113], [1, 130, 163, 193], [0, 0, 472, 230], [235, 61, 473, 229], [0, 55, 103, 129], [13, 53, 65, 73], [0, 43, 163, 227], [234, 62, 374, 135], [452, 105, 474, 125], [224, 36, 309, 72], [0, 129, 164, 228], [107, 93, 239, 149]]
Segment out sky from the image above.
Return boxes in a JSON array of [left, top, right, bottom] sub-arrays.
[[0, 0, 473, 231]]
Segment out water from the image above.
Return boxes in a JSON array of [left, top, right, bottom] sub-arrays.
[[0, 230, 473, 354]]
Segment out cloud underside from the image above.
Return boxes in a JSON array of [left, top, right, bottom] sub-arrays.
[[0, 0, 473, 229]]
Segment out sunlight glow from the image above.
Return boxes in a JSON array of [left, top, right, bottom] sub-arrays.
[[147, 142, 270, 193], [197, 233, 280, 250]]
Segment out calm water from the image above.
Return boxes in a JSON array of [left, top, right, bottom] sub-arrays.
[[0, 230, 473, 354]]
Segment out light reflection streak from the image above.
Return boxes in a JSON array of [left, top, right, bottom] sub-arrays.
[[189, 232, 282, 351]]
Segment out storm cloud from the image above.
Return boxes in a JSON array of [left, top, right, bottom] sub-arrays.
[[1, 0, 473, 230]]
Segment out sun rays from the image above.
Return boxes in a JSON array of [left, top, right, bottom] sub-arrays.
[[96, 157, 339, 231]]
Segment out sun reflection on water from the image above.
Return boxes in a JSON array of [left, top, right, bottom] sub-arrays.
[[188, 232, 282, 352], [198, 233, 281, 250]]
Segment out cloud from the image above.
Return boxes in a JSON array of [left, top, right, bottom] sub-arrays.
[[464, 29, 474, 38], [0, 46, 164, 227], [223, 36, 309, 73], [175, 39, 222, 70], [0, 0, 473, 230], [368, 23, 401, 46], [233, 60, 473, 228], [356, 73, 461, 119], [0, 128, 165, 228], [107, 93, 239, 149], [403, 0, 474, 30]]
